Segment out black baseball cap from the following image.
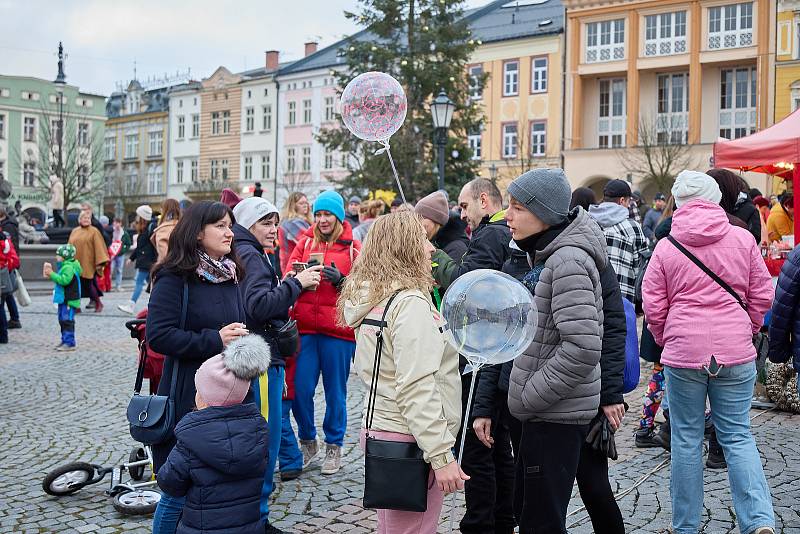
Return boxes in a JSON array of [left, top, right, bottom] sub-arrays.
[[654, 192, 666, 201], [603, 179, 632, 199]]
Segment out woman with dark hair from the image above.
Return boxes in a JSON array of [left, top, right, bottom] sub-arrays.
[[119, 205, 158, 315], [570, 187, 597, 211], [147, 200, 248, 534], [151, 198, 182, 262], [707, 168, 761, 244]]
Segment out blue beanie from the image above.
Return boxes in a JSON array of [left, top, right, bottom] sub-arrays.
[[312, 190, 346, 223]]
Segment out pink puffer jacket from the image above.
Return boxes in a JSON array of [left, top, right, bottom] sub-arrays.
[[642, 199, 773, 369]]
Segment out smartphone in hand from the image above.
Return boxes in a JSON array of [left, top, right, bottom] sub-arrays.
[[292, 262, 308, 273]]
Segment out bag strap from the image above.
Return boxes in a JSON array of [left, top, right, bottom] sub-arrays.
[[133, 279, 189, 394], [667, 236, 748, 311], [364, 291, 401, 433]]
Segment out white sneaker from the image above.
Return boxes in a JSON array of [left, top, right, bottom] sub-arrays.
[[300, 439, 319, 468], [320, 444, 341, 475], [117, 302, 135, 315]]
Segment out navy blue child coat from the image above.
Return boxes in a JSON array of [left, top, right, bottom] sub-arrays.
[[769, 245, 800, 372], [157, 402, 268, 534]]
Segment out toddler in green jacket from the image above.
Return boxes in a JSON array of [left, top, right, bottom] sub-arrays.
[[43, 244, 82, 352]]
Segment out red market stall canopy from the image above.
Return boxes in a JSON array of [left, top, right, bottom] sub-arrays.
[[713, 108, 800, 238]]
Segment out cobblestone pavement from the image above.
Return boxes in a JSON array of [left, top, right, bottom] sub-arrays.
[[1, 291, 799, 533]]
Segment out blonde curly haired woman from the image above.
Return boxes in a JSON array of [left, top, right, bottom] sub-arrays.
[[339, 211, 467, 533]]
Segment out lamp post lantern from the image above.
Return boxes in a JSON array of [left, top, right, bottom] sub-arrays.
[[54, 42, 67, 187], [489, 162, 498, 184], [430, 89, 455, 191]]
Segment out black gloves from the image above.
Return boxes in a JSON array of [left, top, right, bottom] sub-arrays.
[[586, 411, 619, 460], [322, 262, 345, 288]]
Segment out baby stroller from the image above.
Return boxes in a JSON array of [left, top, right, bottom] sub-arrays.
[[41, 316, 162, 515]]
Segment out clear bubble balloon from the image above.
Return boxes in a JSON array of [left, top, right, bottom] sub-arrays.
[[441, 269, 537, 366], [340, 72, 407, 142]]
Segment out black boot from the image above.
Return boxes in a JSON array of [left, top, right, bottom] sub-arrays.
[[706, 427, 727, 469], [654, 410, 671, 451], [635, 427, 662, 448]]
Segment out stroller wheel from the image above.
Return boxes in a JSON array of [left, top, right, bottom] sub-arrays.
[[113, 489, 161, 515], [128, 447, 148, 481], [42, 462, 95, 496]]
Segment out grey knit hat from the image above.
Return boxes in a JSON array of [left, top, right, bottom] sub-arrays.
[[507, 168, 571, 225]]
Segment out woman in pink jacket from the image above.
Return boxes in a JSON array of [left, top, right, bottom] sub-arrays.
[[642, 170, 775, 534]]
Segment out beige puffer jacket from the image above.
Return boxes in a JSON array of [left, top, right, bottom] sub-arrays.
[[343, 287, 461, 470]]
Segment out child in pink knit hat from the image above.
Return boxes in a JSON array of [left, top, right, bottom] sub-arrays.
[[157, 335, 272, 534]]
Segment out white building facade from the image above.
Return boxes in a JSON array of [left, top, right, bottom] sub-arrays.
[[166, 82, 201, 201]]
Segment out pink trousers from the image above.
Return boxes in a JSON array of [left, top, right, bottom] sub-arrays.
[[359, 428, 443, 534]]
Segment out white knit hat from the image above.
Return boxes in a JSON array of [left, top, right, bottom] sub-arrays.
[[233, 197, 279, 230], [672, 170, 722, 208], [135, 205, 152, 221]]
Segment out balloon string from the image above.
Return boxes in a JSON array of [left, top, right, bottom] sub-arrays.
[[449, 365, 481, 533], [379, 139, 407, 205]]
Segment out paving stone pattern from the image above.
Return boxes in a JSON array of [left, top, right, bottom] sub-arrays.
[[1, 292, 798, 533]]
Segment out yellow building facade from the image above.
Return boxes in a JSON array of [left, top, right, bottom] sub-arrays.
[[775, 0, 800, 121]]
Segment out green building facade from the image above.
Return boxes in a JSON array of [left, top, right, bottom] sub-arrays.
[[0, 75, 105, 219]]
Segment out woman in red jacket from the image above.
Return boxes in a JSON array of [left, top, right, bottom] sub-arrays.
[[0, 234, 20, 344], [288, 190, 360, 476]]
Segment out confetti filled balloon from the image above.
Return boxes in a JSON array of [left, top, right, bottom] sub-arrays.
[[441, 269, 537, 367], [340, 72, 407, 142]]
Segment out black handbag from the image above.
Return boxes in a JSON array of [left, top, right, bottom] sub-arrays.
[[362, 292, 430, 513], [126, 280, 188, 445], [265, 319, 300, 358]]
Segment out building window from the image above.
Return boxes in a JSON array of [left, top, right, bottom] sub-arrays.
[[503, 61, 519, 96], [147, 165, 162, 194], [23, 117, 36, 142], [125, 167, 138, 194], [719, 67, 756, 139], [288, 102, 296, 125], [77, 165, 88, 190], [286, 148, 296, 173], [323, 148, 334, 170], [245, 107, 254, 132], [191, 114, 200, 137], [262, 152, 271, 179], [708, 3, 753, 50], [221, 159, 229, 180], [657, 73, 689, 143], [0, 114, 5, 139], [531, 57, 548, 93], [644, 11, 687, 56], [51, 119, 62, 143], [303, 99, 312, 124], [469, 65, 483, 100], [77, 122, 89, 146], [176, 160, 184, 184], [177, 116, 185, 139], [598, 78, 626, 148], [23, 162, 35, 187], [210, 159, 219, 180], [104, 136, 115, 160], [302, 146, 311, 171], [211, 112, 221, 135], [530, 121, 546, 157], [222, 111, 230, 134], [468, 126, 482, 160], [0, 161, 4, 181], [262, 105, 272, 130], [244, 156, 253, 180], [502, 123, 518, 159], [324, 97, 335, 122], [148, 131, 163, 157], [586, 19, 625, 63], [125, 134, 138, 159], [190, 159, 198, 182]]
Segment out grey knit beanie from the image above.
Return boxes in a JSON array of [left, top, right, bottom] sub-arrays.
[[507, 168, 571, 225]]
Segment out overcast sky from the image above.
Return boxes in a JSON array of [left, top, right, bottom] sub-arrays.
[[0, 0, 488, 96]]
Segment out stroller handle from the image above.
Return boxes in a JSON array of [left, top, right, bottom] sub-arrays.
[[125, 319, 147, 338]]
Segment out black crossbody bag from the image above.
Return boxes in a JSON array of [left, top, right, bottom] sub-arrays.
[[362, 292, 430, 513], [127, 280, 188, 445]]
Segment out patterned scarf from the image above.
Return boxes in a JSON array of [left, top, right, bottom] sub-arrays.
[[522, 264, 545, 295], [196, 250, 237, 284]]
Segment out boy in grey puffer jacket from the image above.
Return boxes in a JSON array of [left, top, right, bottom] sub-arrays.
[[504, 168, 607, 534]]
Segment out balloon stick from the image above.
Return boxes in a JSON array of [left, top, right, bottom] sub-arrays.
[[449, 364, 481, 533]]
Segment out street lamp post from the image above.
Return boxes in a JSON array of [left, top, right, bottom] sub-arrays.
[[489, 162, 498, 185], [54, 42, 66, 189], [430, 89, 455, 192]]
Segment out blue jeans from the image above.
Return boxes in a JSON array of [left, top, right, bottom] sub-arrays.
[[293, 334, 355, 447], [665, 362, 774, 534], [131, 268, 149, 304], [279, 399, 303, 473], [251, 366, 284, 520], [4, 293, 19, 321], [151, 492, 186, 534], [111, 255, 125, 289], [57, 304, 76, 346]]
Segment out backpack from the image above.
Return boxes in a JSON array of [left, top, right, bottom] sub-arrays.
[[622, 297, 641, 394]]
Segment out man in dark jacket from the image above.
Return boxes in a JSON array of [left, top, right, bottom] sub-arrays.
[[430, 178, 518, 534], [769, 245, 800, 374], [415, 190, 469, 261], [81, 202, 112, 246]]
